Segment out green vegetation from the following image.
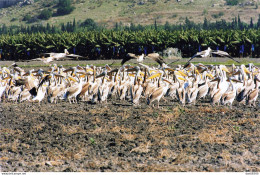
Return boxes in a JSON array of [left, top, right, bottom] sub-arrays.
[[0, 0, 258, 29], [211, 12, 224, 19], [38, 9, 53, 20], [226, 0, 243, 6], [0, 29, 260, 61], [56, 0, 75, 16]]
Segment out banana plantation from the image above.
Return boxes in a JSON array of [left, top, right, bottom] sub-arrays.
[[0, 29, 260, 60]]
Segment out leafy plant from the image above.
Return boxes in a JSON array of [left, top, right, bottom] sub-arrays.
[[38, 9, 53, 20], [56, 0, 75, 15], [89, 137, 96, 144]]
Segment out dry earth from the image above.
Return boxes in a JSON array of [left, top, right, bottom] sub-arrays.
[[0, 58, 259, 172]]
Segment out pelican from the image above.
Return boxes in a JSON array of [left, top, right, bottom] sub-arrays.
[[42, 49, 83, 60], [246, 76, 260, 107], [145, 53, 166, 67], [128, 66, 143, 106], [197, 72, 211, 101], [31, 85, 47, 104], [121, 53, 144, 65], [63, 75, 84, 104], [184, 47, 240, 67], [221, 78, 237, 108], [19, 89, 31, 102], [0, 85, 7, 102], [211, 65, 230, 106], [147, 69, 171, 108]]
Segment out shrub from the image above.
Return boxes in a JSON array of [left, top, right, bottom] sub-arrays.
[[56, 0, 75, 15], [80, 18, 97, 29], [226, 0, 243, 6], [23, 14, 32, 21], [212, 12, 225, 19], [38, 9, 53, 20]]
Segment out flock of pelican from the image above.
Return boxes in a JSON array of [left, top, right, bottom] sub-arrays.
[[0, 51, 259, 109]]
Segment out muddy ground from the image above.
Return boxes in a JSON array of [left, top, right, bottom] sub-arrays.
[[0, 58, 260, 172]]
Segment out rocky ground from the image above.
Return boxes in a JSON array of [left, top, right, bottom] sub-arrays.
[[0, 58, 259, 172]]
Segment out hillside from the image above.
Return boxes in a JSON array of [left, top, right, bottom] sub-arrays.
[[0, 0, 260, 28]]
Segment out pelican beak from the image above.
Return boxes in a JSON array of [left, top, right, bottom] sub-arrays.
[[206, 73, 214, 79], [128, 73, 135, 77], [86, 68, 93, 72], [3, 76, 11, 80], [69, 77, 77, 82], [176, 70, 187, 77], [165, 68, 175, 72], [222, 66, 230, 73], [80, 74, 86, 78], [147, 73, 161, 80], [177, 76, 186, 81], [243, 67, 251, 74]]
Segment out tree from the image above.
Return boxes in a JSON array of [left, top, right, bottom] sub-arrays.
[[238, 15, 244, 30], [81, 18, 97, 30], [57, 0, 75, 16], [23, 14, 32, 22], [72, 18, 76, 32], [250, 17, 254, 29], [226, 0, 240, 6], [46, 23, 51, 32], [38, 9, 52, 20], [61, 23, 65, 31], [164, 21, 171, 31], [257, 14, 260, 29], [154, 19, 157, 30], [203, 17, 208, 30]]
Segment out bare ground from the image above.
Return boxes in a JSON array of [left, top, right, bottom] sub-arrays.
[[0, 98, 259, 172], [0, 58, 259, 172]]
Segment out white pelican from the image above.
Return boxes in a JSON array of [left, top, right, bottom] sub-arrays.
[[184, 47, 240, 67], [246, 76, 260, 107], [121, 53, 144, 65], [63, 75, 84, 104], [221, 78, 237, 108]]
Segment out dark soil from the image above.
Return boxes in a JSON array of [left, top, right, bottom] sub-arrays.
[[0, 98, 259, 172]]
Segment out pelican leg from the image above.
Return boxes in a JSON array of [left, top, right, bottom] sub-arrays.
[[162, 96, 167, 102]]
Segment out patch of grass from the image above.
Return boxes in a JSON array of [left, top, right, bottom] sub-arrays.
[[233, 125, 241, 132], [89, 137, 96, 144], [198, 128, 233, 145], [130, 141, 151, 153]]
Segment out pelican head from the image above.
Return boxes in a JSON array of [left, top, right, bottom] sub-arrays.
[[65, 49, 69, 55]]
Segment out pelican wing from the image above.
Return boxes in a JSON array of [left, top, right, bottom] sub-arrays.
[[121, 53, 137, 65], [167, 59, 181, 66], [211, 50, 240, 63]]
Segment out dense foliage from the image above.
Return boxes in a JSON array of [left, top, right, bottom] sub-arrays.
[[56, 0, 75, 16], [226, 0, 243, 6], [38, 9, 53, 20], [0, 29, 259, 60]]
